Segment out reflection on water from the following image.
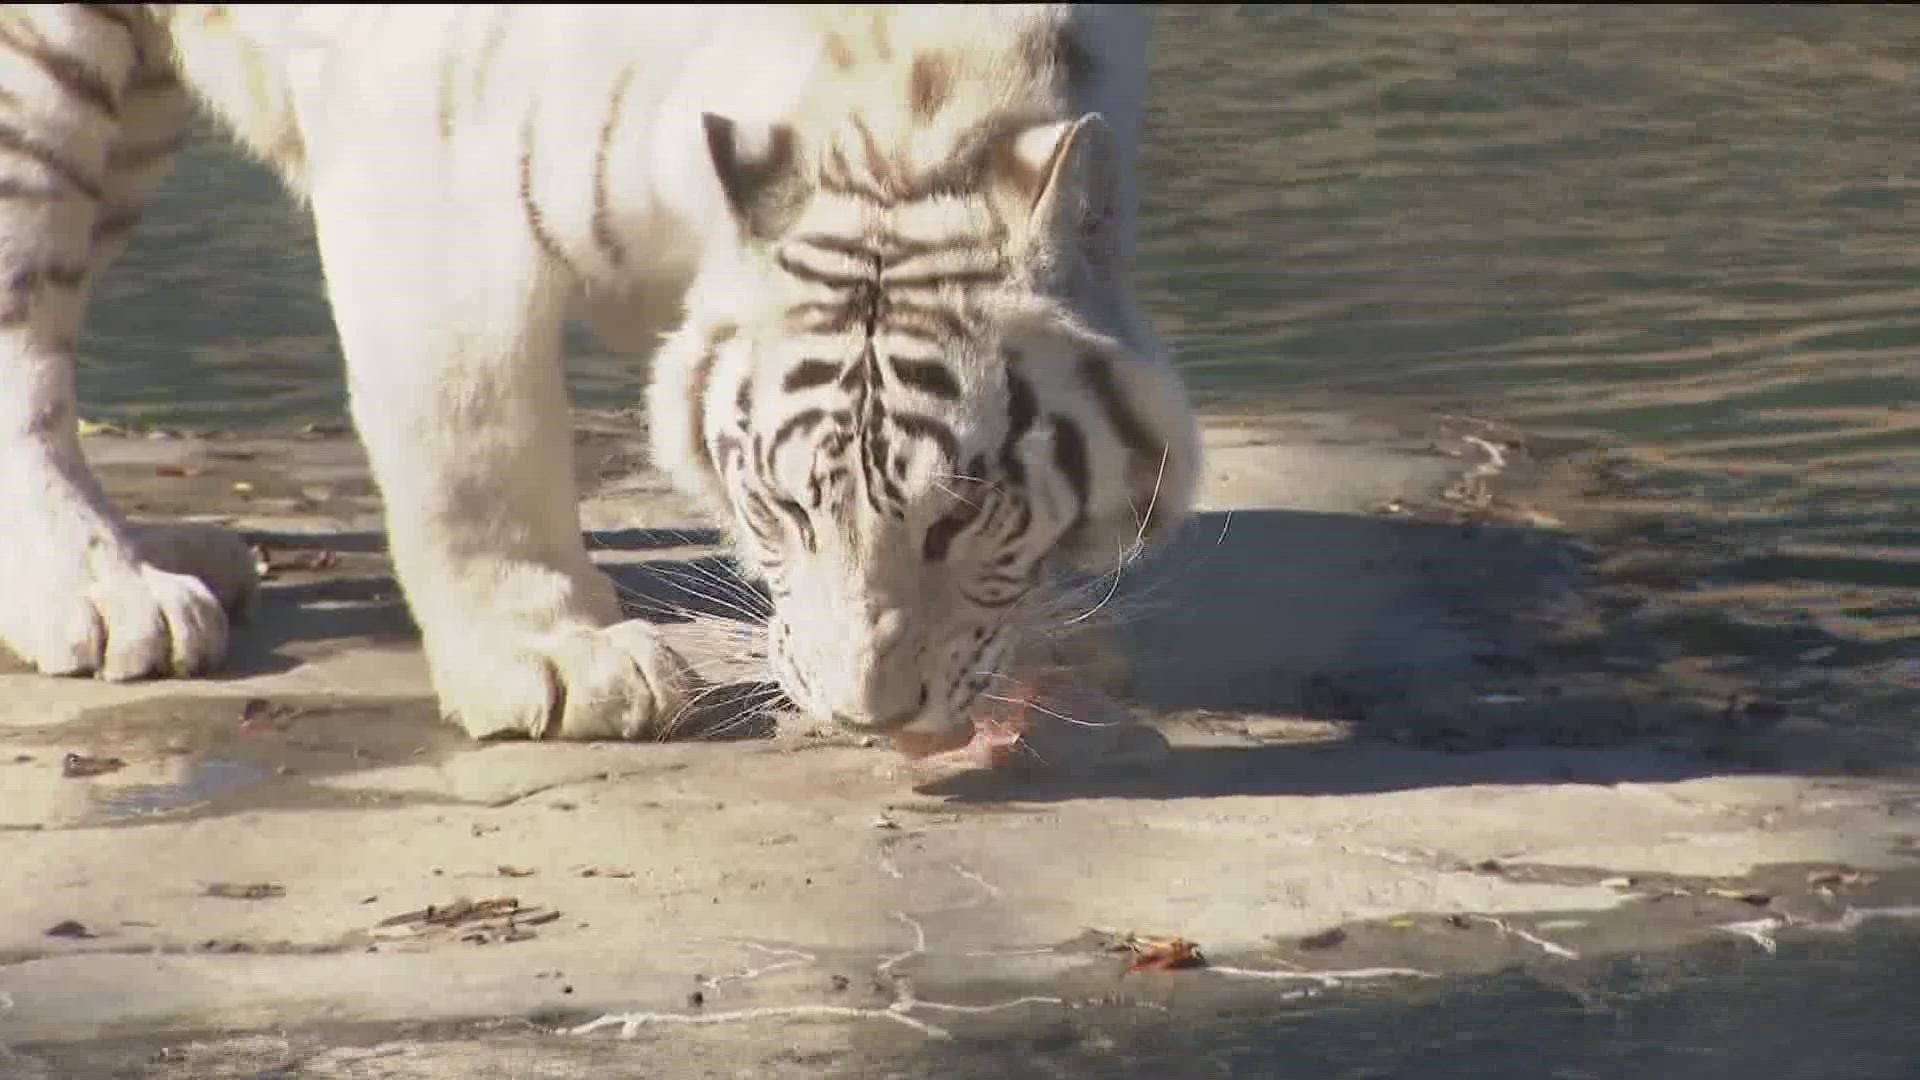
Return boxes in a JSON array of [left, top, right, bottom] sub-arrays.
[[79, 6, 1920, 751]]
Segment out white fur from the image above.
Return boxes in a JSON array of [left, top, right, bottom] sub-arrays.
[[0, 4, 1192, 741]]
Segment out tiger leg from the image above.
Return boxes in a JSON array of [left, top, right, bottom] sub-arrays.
[[300, 148, 693, 741], [0, 6, 252, 681]]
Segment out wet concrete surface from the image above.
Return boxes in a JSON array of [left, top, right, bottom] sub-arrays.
[[3, 409, 1917, 1076]]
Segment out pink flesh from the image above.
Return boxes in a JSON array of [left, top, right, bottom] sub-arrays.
[[892, 690, 1035, 764]]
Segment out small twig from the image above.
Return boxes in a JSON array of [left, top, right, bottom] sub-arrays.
[[1470, 915, 1580, 960], [1717, 917, 1783, 955], [570, 1003, 954, 1040], [1207, 965, 1435, 987]]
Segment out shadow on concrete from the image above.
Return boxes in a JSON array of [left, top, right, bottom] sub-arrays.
[[914, 740, 1726, 803], [207, 503, 1750, 796]]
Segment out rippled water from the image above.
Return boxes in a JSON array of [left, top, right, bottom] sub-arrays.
[[79, 5, 1920, 752]]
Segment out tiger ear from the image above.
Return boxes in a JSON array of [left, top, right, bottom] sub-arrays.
[[991, 112, 1117, 257], [702, 113, 809, 242]]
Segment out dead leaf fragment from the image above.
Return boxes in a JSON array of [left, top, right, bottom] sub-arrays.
[[249, 545, 339, 580], [1115, 932, 1206, 973], [1298, 927, 1348, 950], [205, 882, 285, 901], [1706, 887, 1772, 906], [372, 896, 559, 946], [61, 752, 126, 778], [497, 865, 536, 878], [1807, 867, 1875, 889]]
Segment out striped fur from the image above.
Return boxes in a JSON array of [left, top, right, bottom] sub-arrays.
[[0, 5, 1199, 743]]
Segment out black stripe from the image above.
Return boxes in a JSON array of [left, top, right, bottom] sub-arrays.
[[591, 66, 635, 266], [470, 7, 509, 106], [887, 356, 960, 400], [1050, 415, 1091, 526], [105, 134, 184, 172], [774, 249, 871, 290], [436, 34, 458, 140], [734, 370, 754, 421], [0, 178, 70, 201], [78, 5, 140, 37], [517, 117, 572, 273], [41, 263, 85, 288], [817, 173, 892, 205], [880, 299, 969, 341], [792, 230, 999, 269], [769, 408, 827, 454], [923, 510, 969, 562], [785, 300, 866, 335], [999, 365, 1037, 484], [0, 24, 120, 119], [790, 232, 880, 262], [782, 359, 841, 392], [875, 319, 946, 346], [774, 497, 816, 552], [887, 411, 959, 466], [961, 584, 1025, 609], [686, 325, 734, 480], [0, 122, 102, 200], [1078, 353, 1160, 460], [126, 67, 180, 94], [92, 207, 141, 243], [879, 266, 1006, 290]]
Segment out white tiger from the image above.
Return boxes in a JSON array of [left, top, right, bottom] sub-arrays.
[[0, 4, 1201, 747]]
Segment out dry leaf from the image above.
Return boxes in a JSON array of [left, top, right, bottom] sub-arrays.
[[205, 882, 285, 901], [497, 865, 536, 878], [1298, 927, 1348, 950], [1807, 867, 1875, 888], [61, 752, 126, 778], [372, 896, 559, 946], [1117, 933, 1206, 973], [249, 546, 339, 579]]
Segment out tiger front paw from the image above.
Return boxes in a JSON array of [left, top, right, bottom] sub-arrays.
[[430, 620, 697, 741], [0, 521, 256, 681]]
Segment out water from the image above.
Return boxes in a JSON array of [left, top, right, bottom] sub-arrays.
[[56, 6, 1920, 1072]]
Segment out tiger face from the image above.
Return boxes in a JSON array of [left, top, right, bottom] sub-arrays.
[[649, 109, 1200, 743]]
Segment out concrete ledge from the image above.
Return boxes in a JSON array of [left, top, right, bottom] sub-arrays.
[[3, 409, 1915, 1072]]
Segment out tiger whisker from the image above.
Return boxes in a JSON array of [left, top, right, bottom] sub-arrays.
[[979, 690, 1115, 730], [654, 559, 772, 615], [661, 679, 782, 740], [623, 571, 769, 625], [1061, 535, 1130, 627]]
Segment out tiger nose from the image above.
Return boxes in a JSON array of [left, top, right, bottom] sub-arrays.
[[831, 683, 929, 732]]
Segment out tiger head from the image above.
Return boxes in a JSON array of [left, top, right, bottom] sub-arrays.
[[648, 109, 1200, 745]]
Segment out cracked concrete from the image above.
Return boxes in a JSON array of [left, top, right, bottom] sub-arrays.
[[4, 407, 1918, 1075]]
